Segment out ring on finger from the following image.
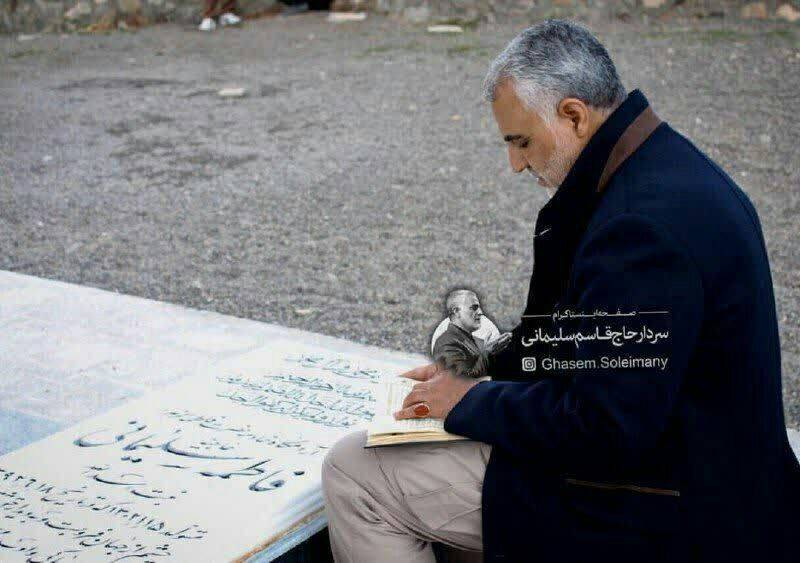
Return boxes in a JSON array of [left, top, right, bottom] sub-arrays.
[[412, 402, 431, 417]]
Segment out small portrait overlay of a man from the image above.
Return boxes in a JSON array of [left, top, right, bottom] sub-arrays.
[[430, 289, 511, 379]]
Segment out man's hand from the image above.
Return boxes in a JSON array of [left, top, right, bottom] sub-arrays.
[[485, 332, 512, 356], [393, 363, 481, 421]]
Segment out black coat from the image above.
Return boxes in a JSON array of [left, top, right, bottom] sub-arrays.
[[432, 322, 489, 379], [444, 90, 800, 563]]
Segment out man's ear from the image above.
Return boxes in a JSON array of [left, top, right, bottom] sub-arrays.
[[557, 98, 591, 138]]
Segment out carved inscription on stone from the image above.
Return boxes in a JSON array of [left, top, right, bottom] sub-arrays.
[[0, 341, 409, 562]]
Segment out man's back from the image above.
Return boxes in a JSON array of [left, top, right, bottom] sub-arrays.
[[585, 121, 798, 559]]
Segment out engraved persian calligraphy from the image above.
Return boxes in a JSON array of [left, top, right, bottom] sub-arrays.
[[0, 340, 410, 562]]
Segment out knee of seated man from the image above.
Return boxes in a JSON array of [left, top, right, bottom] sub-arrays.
[[322, 429, 371, 491]]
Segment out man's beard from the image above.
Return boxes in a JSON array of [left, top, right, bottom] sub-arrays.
[[540, 127, 582, 198]]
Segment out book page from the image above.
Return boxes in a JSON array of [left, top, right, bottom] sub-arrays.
[[368, 376, 446, 435]]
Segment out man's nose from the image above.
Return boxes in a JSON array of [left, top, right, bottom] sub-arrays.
[[507, 146, 527, 174]]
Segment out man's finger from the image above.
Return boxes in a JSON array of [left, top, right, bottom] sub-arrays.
[[393, 406, 416, 420], [401, 388, 427, 409], [399, 363, 438, 382]]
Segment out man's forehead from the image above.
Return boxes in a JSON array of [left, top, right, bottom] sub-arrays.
[[462, 294, 480, 305], [492, 78, 521, 105]]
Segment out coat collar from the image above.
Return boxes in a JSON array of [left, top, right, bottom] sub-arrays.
[[537, 89, 660, 229]]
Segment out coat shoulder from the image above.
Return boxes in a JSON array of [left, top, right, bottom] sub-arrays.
[[587, 124, 765, 284]]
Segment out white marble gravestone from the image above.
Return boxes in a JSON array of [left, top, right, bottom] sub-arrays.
[[0, 339, 407, 562], [1, 271, 798, 562]]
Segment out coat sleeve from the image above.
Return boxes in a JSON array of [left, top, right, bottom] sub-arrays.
[[485, 322, 524, 381], [444, 214, 704, 468]]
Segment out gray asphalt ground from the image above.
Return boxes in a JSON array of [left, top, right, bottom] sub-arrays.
[[1, 13, 799, 425]]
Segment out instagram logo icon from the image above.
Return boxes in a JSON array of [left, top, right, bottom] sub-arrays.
[[522, 357, 537, 372]]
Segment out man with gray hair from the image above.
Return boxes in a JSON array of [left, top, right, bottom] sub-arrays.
[[322, 19, 798, 563], [432, 289, 510, 379], [431, 289, 488, 379]]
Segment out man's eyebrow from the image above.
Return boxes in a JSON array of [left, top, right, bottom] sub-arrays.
[[504, 134, 525, 143]]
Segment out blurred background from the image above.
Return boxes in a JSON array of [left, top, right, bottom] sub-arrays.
[[1, 0, 799, 428]]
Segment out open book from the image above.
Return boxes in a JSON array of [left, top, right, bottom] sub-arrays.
[[365, 375, 468, 447]]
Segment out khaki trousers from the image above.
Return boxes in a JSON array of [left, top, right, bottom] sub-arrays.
[[321, 430, 490, 563]]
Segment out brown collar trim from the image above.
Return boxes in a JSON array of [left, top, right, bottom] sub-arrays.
[[596, 107, 662, 193]]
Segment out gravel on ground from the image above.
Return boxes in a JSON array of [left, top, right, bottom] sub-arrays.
[[1, 13, 798, 425]]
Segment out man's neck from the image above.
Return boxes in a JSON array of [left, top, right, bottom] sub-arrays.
[[578, 106, 616, 156]]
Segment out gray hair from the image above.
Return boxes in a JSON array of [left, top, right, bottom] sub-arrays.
[[482, 19, 626, 121], [446, 289, 476, 319]]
